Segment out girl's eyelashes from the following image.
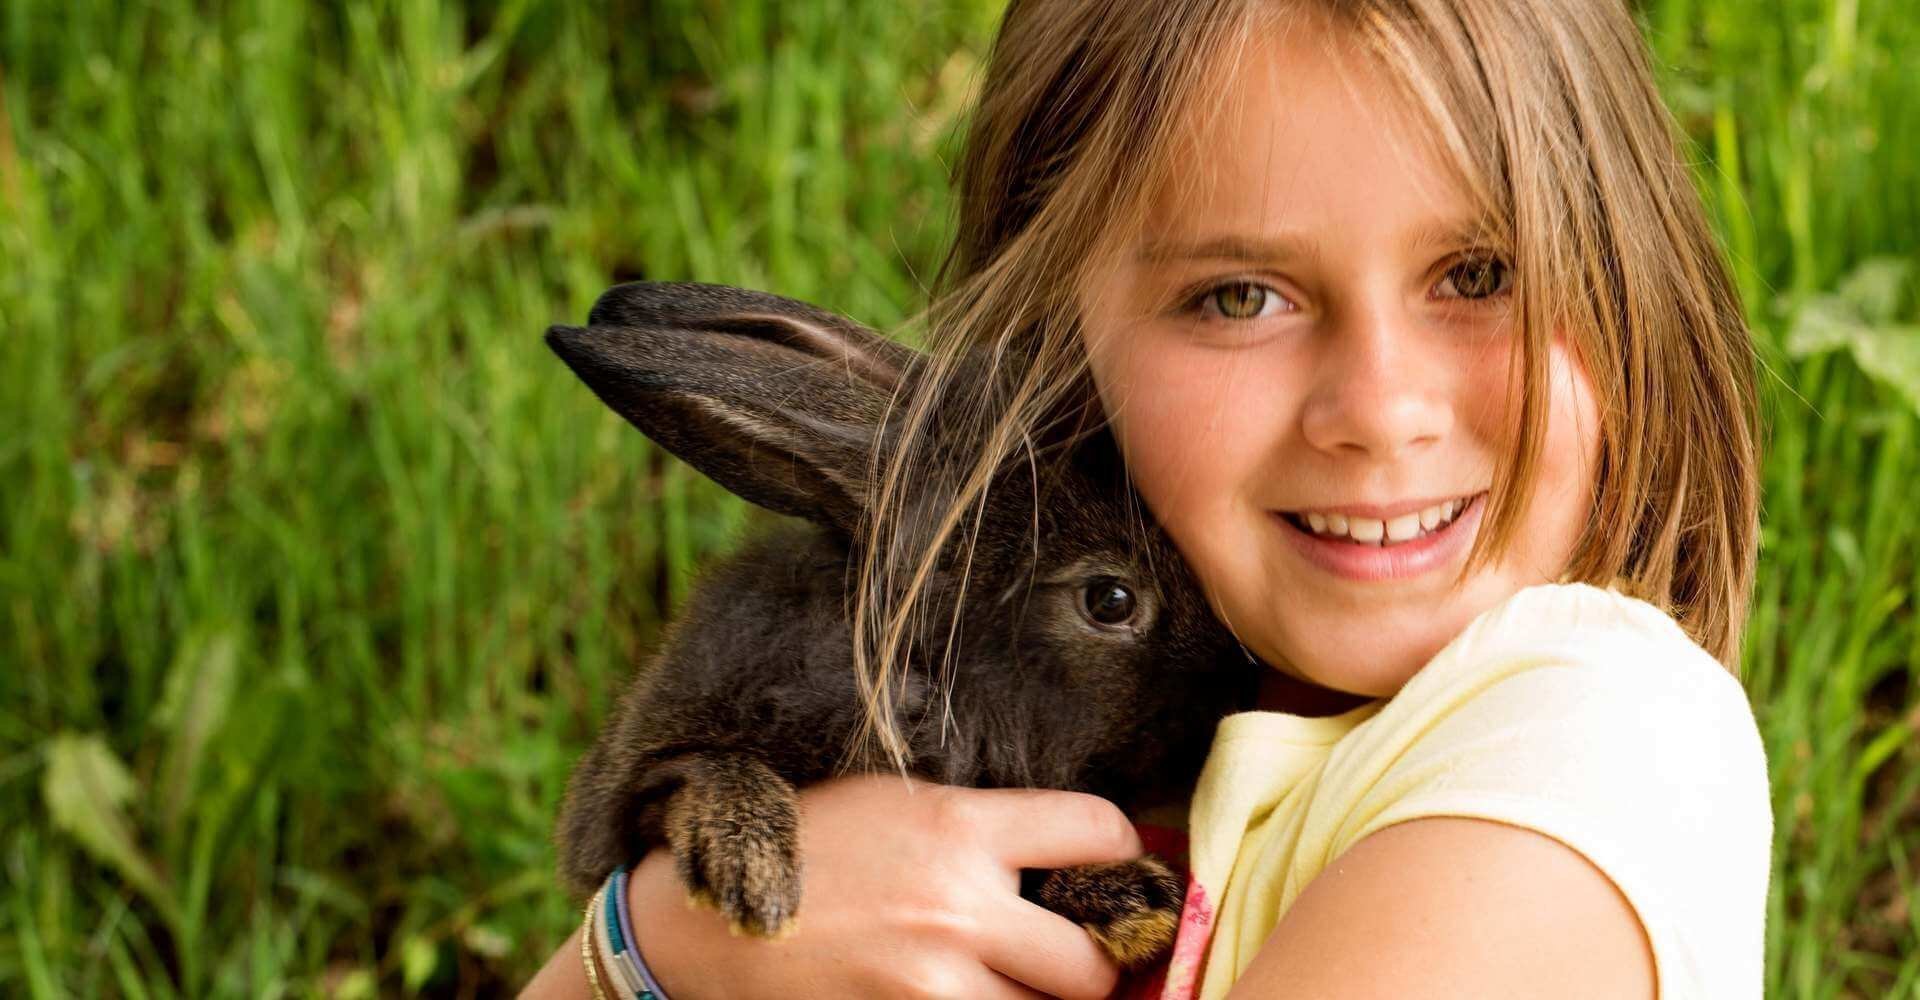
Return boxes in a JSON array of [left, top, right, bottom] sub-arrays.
[[1433, 253, 1513, 301], [1176, 278, 1294, 321], [1164, 253, 1511, 324]]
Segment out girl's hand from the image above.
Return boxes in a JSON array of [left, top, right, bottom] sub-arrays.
[[629, 774, 1143, 1000]]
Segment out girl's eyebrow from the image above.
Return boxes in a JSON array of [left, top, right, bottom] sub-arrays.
[[1133, 233, 1323, 267], [1407, 217, 1501, 253], [1132, 218, 1495, 267]]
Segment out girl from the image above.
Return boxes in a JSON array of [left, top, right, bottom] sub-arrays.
[[527, 0, 1770, 996]]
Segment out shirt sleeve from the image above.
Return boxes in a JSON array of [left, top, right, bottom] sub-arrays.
[[1326, 613, 1774, 999]]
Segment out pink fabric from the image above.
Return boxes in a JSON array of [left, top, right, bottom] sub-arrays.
[[1151, 881, 1213, 1000], [1109, 824, 1212, 1000]]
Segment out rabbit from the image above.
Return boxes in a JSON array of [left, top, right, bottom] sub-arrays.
[[546, 281, 1259, 968]]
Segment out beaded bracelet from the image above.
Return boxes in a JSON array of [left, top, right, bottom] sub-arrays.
[[583, 865, 667, 1000]]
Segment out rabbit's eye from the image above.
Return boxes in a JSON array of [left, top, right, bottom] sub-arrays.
[[1081, 579, 1138, 627]]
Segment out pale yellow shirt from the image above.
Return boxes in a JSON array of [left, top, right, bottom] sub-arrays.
[[1170, 583, 1772, 999]]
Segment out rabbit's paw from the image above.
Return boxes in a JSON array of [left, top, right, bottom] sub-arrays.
[[1035, 856, 1185, 969], [662, 753, 803, 938]]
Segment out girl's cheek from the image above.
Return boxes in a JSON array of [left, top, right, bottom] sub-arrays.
[[1472, 333, 1603, 581], [1085, 326, 1278, 515], [1543, 338, 1605, 557], [1558, 339, 1605, 481]]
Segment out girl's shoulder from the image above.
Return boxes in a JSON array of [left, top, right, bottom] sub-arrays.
[[1316, 581, 1772, 996], [1332, 580, 1772, 854]]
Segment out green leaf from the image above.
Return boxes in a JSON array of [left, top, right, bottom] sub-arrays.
[[153, 628, 241, 841], [1838, 256, 1913, 324], [41, 733, 174, 918], [1784, 295, 1868, 357], [329, 968, 378, 1000], [401, 935, 439, 994], [1785, 258, 1920, 415], [1843, 326, 1920, 415]]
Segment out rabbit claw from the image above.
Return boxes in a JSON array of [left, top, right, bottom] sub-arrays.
[[662, 753, 804, 938], [1035, 856, 1186, 969]]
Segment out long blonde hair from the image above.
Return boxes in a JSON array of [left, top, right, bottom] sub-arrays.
[[850, 0, 1760, 770]]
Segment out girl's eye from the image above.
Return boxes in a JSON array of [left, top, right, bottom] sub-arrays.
[[1196, 280, 1288, 320], [1436, 255, 1512, 300]]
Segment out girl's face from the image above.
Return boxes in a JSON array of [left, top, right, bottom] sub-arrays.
[[1077, 21, 1602, 698]]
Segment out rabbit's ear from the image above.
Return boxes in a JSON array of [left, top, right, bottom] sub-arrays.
[[546, 281, 918, 532]]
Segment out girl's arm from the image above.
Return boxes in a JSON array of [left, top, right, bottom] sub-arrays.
[[1225, 817, 1654, 998], [519, 923, 604, 1000], [522, 775, 1142, 1000]]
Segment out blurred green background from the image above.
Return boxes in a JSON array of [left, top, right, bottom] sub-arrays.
[[2, 0, 1916, 996]]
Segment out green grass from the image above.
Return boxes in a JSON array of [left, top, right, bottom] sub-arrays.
[[1, 0, 1915, 995]]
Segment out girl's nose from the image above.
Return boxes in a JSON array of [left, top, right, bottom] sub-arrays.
[[1299, 302, 1453, 461]]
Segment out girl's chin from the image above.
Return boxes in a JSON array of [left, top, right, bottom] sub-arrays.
[[1262, 605, 1477, 698]]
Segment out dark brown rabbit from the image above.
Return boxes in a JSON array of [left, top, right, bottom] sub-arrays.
[[548, 281, 1257, 968]]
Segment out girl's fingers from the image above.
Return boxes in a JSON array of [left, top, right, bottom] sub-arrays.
[[954, 787, 1146, 870], [983, 972, 1067, 1000], [926, 967, 1054, 1000], [977, 897, 1124, 1000]]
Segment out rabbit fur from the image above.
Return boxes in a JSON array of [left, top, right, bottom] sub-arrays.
[[547, 281, 1258, 967]]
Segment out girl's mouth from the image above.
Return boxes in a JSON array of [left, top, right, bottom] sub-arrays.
[[1278, 494, 1480, 545], [1273, 492, 1488, 581]]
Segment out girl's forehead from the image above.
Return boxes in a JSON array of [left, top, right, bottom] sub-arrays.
[[1130, 23, 1484, 256]]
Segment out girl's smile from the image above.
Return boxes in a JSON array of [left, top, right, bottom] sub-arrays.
[[1276, 491, 1487, 582], [1076, 12, 1602, 698]]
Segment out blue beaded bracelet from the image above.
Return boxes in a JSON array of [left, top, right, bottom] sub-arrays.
[[587, 881, 637, 999], [599, 865, 668, 1000]]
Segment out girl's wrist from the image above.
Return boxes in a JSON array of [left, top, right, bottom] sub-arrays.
[[583, 864, 675, 999], [622, 850, 693, 999]]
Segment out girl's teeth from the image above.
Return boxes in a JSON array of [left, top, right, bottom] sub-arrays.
[[1294, 495, 1474, 545]]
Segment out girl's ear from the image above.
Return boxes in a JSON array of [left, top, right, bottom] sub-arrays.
[[547, 281, 918, 534]]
